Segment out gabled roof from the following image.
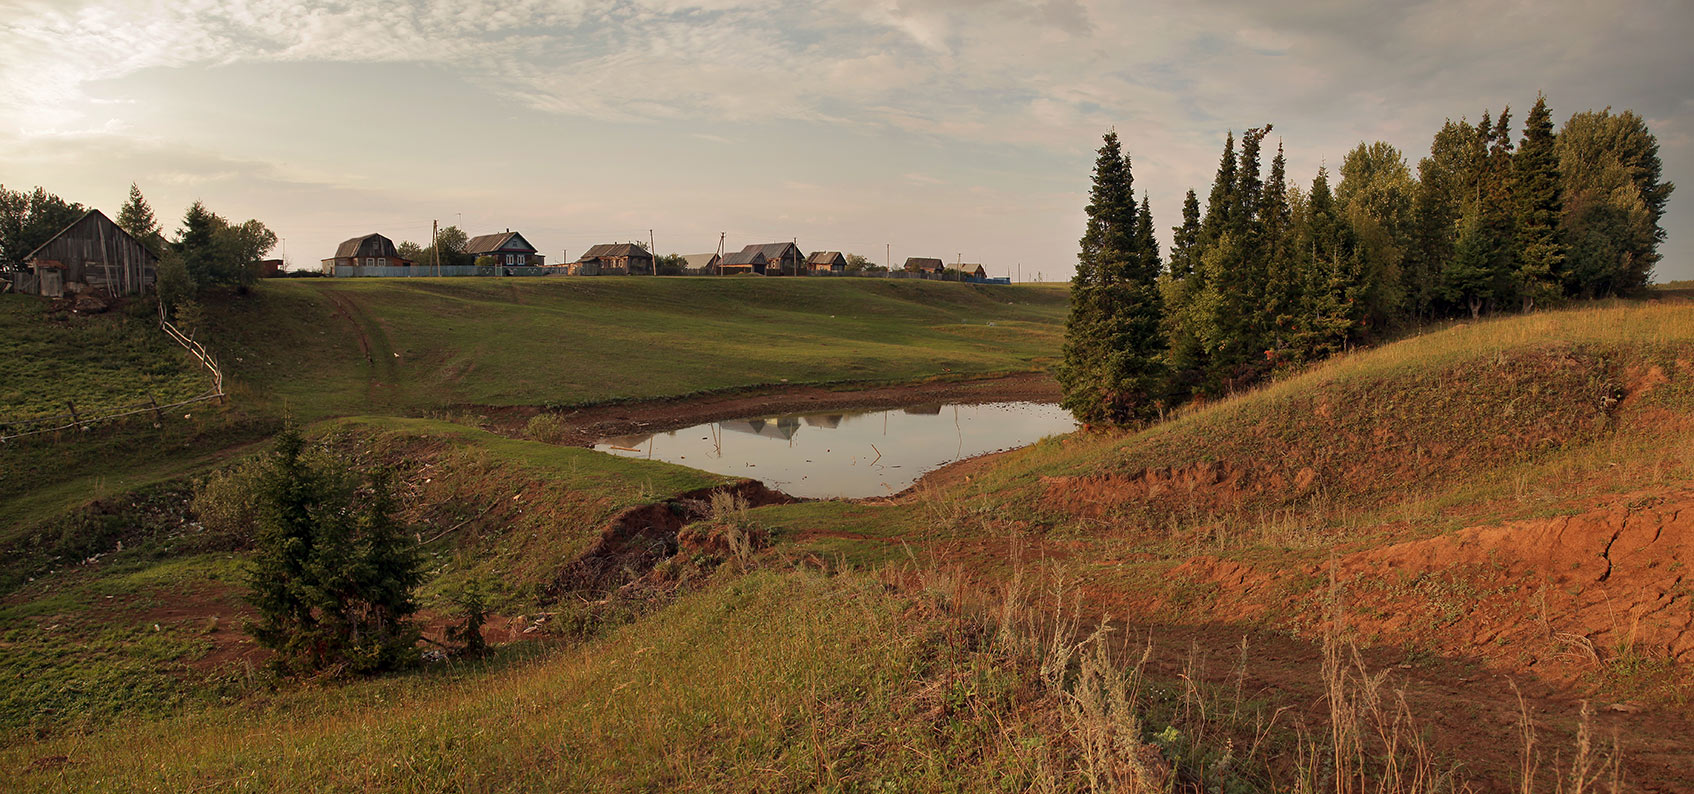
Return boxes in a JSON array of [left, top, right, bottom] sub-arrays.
[[739, 242, 801, 260], [578, 243, 653, 261], [806, 250, 846, 266], [682, 252, 721, 269], [23, 208, 158, 265], [904, 257, 945, 271], [465, 231, 536, 255], [335, 233, 399, 259], [721, 249, 768, 266]]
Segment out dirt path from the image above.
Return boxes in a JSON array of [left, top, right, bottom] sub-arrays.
[[475, 371, 1061, 447]]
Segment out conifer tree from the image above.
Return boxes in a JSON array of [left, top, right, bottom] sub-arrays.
[[1512, 95, 1564, 310], [1162, 190, 1207, 399], [1294, 166, 1366, 359], [1058, 131, 1165, 426], [246, 425, 422, 676], [1261, 141, 1302, 360], [1200, 132, 1237, 243], [1169, 190, 1202, 279], [116, 182, 164, 255]]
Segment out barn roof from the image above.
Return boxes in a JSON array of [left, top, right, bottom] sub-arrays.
[[806, 251, 845, 265], [904, 257, 945, 270], [578, 242, 652, 261], [739, 242, 801, 260], [23, 209, 157, 265], [465, 231, 536, 255], [721, 249, 767, 266], [681, 252, 721, 269], [334, 233, 399, 259]]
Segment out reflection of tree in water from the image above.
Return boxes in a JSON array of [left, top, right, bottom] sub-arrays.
[[719, 416, 803, 440], [901, 404, 943, 415], [802, 413, 844, 428]]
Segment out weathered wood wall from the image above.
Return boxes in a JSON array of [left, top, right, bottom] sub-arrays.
[[24, 210, 157, 297]]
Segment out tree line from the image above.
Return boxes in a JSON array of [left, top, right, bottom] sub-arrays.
[[1060, 96, 1673, 426], [0, 182, 277, 305]]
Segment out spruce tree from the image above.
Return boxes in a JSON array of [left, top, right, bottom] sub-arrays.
[[1162, 189, 1206, 399], [1058, 132, 1165, 426], [1261, 141, 1301, 360], [173, 200, 221, 291], [116, 182, 163, 255], [1512, 95, 1564, 310], [245, 426, 422, 676]]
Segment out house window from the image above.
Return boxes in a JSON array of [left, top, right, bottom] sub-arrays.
[[506, 253, 516, 265], [379, 258, 387, 266], [366, 258, 374, 266]]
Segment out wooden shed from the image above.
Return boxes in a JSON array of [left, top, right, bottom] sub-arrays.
[[718, 249, 766, 275], [14, 209, 157, 298]]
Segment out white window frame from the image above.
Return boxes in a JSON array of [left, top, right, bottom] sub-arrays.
[[365, 257, 374, 266]]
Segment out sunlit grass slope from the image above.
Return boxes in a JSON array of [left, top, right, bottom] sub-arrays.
[[0, 295, 208, 423], [766, 300, 1694, 564], [6, 569, 1089, 793], [207, 278, 1069, 418]]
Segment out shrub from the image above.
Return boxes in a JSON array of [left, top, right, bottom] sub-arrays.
[[524, 412, 569, 444]]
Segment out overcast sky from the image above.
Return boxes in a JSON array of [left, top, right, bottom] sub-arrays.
[[2, 0, 1689, 281]]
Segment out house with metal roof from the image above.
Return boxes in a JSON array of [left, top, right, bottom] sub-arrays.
[[805, 251, 847, 273], [718, 248, 766, 275], [573, 242, 654, 275], [731, 242, 804, 276], [322, 233, 411, 273], [465, 230, 544, 267]]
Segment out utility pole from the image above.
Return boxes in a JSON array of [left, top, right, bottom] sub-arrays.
[[649, 229, 656, 275], [432, 219, 439, 277], [886, 243, 890, 271]]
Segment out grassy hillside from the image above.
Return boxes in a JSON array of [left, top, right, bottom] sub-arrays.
[[0, 277, 1064, 545], [206, 277, 1069, 418], [0, 296, 209, 424]]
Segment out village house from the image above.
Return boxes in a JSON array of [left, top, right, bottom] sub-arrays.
[[805, 251, 847, 274], [573, 243, 654, 275], [717, 249, 766, 275], [465, 230, 545, 267], [11, 209, 158, 298], [903, 257, 945, 275], [322, 233, 411, 273], [733, 242, 804, 276], [963, 264, 988, 279]]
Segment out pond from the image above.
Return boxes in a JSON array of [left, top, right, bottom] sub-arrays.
[[593, 401, 1076, 499]]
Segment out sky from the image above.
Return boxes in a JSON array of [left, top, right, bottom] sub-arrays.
[[2, 0, 1690, 282]]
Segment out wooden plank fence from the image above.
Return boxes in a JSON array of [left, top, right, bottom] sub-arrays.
[[0, 307, 226, 442]]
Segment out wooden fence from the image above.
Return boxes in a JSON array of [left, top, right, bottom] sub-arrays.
[[0, 307, 226, 442]]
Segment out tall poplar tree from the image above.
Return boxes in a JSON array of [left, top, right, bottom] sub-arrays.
[[1058, 131, 1165, 426], [1512, 95, 1564, 310]]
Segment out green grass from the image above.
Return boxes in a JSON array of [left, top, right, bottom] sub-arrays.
[[2, 568, 1074, 792], [0, 296, 209, 424], [205, 277, 1069, 418]]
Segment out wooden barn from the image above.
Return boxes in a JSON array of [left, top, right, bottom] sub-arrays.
[[321, 233, 411, 272], [573, 243, 654, 275], [805, 251, 847, 273], [466, 230, 545, 267], [718, 249, 766, 275], [732, 242, 804, 276], [12, 209, 157, 298]]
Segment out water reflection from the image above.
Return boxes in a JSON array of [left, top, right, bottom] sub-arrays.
[[593, 401, 1076, 499]]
